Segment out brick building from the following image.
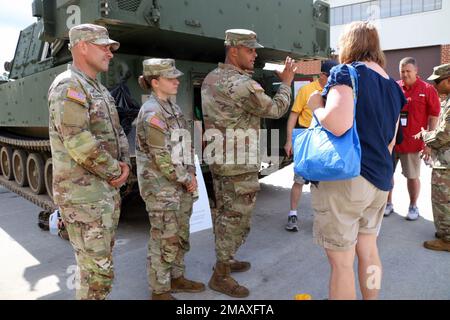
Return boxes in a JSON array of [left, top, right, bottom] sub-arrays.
[[328, 0, 450, 80]]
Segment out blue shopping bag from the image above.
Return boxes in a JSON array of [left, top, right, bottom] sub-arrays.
[[293, 65, 361, 181]]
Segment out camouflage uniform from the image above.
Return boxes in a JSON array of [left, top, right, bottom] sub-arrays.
[[135, 59, 197, 295], [422, 64, 450, 243], [48, 24, 129, 300], [201, 30, 292, 264]]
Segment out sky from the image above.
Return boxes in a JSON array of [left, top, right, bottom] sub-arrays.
[[0, 0, 36, 74]]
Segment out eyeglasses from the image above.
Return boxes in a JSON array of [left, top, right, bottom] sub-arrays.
[[434, 77, 449, 85]]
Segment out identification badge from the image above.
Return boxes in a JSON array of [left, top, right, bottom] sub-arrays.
[[400, 111, 408, 127]]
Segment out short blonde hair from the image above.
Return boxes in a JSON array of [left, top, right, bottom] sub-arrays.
[[338, 21, 386, 68]]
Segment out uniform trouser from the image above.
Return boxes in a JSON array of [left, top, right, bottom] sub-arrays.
[[60, 193, 121, 300], [212, 172, 260, 263], [145, 191, 193, 294], [431, 169, 450, 242]]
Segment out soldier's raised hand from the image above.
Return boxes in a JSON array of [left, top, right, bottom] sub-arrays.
[[277, 56, 298, 86]]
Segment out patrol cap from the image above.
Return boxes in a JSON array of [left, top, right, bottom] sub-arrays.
[[427, 63, 450, 81], [224, 29, 264, 49], [142, 58, 184, 78], [321, 60, 338, 75], [68, 24, 120, 51]]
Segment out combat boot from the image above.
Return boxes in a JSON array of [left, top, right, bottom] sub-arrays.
[[423, 239, 450, 252], [152, 292, 177, 300], [229, 259, 251, 273], [208, 262, 249, 298], [171, 276, 206, 293]]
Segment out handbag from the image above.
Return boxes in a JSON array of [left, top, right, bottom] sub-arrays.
[[292, 65, 361, 181]]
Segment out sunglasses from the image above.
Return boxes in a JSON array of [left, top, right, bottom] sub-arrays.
[[434, 77, 449, 85]]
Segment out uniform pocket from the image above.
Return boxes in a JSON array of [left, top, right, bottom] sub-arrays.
[[60, 198, 114, 224], [148, 187, 181, 211], [232, 174, 260, 195], [311, 184, 329, 215]]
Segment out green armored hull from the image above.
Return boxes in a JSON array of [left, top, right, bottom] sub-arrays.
[[0, 0, 330, 210]]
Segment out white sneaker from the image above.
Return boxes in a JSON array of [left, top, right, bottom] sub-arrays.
[[384, 203, 394, 217], [406, 206, 420, 221]]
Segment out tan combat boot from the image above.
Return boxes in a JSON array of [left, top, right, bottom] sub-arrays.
[[152, 292, 177, 300], [171, 276, 206, 293], [208, 262, 249, 298], [229, 259, 251, 273], [423, 239, 450, 252]]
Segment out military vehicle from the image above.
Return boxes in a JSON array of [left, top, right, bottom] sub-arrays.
[[0, 0, 330, 212]]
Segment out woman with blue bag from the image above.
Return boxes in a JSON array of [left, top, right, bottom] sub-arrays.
[[304, 22, 406, 299]]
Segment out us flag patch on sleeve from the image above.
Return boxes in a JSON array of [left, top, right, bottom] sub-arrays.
[[148, 116, 167, 131], [66, 88, 87, 104]]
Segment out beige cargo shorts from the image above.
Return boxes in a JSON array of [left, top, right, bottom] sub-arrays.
[[311, 176, 388, 251], [394, 152, 421, 179]]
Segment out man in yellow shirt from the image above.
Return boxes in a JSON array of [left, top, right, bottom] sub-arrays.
[[284, 60, 337, 231]]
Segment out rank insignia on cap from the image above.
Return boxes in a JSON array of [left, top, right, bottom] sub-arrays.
[[148, 116, 167, 131], [66, 88, 87, 104]]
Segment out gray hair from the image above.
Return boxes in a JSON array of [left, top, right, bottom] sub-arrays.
[[400, 57, 417, 68]]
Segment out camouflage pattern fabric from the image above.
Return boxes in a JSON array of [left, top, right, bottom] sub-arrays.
[[422, 95, 450, 242], [224, 29, 263, 48], [135, 93, 195, 199], [68, 23, 119, 51], [61, 193, 121, 300], [202, 62, 291, 263], [211, 172, 260, 262], [431, 169, 450, 242], [201, 62, 292, 176], [142, 58, 183, 78], [135, 93, 196, 294], [422, 96, 450, 169], [427, 63, 450, 81], [48, 64, 130, 299], [146, 192, 193, 294], [48, 65, 130, 208]]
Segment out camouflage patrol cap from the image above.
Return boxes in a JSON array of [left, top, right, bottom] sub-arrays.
[[68, 24, 120, 51], [224, 29, 264, 49], [142, 58, 184, 78], [427, 63, 450, 81]]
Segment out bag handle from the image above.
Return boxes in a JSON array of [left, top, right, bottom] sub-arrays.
[[346, 64, 359, 118], [312, 64, 359, 127]]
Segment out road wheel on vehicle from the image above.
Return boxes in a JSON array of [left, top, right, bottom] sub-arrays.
[[44, 157, 53, 199], [27, 153, 45, 194], [0, 146, 14, 180], [12, 149, 29, 187]]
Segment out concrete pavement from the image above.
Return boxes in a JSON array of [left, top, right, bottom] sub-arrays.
[[0, 162, 449, 300]]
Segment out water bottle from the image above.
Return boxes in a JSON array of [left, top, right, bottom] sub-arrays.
[[49, 210, 60, 235]]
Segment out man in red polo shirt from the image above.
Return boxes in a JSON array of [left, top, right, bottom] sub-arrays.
[[385, 57, 441, 221]]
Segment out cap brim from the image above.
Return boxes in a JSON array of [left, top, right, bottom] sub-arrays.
[[91, 38, 120, 51], [427, 74, 440, 81], [226, 41, 264, 49], [248, 42, 264, 49], [162, 69, 184, 79]]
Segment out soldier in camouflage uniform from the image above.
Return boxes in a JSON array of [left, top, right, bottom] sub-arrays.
[[418, 63, 450, 252], [201, 29, 297, 297], [48, 24, 130, 299], [136, 58, 205, 300]]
